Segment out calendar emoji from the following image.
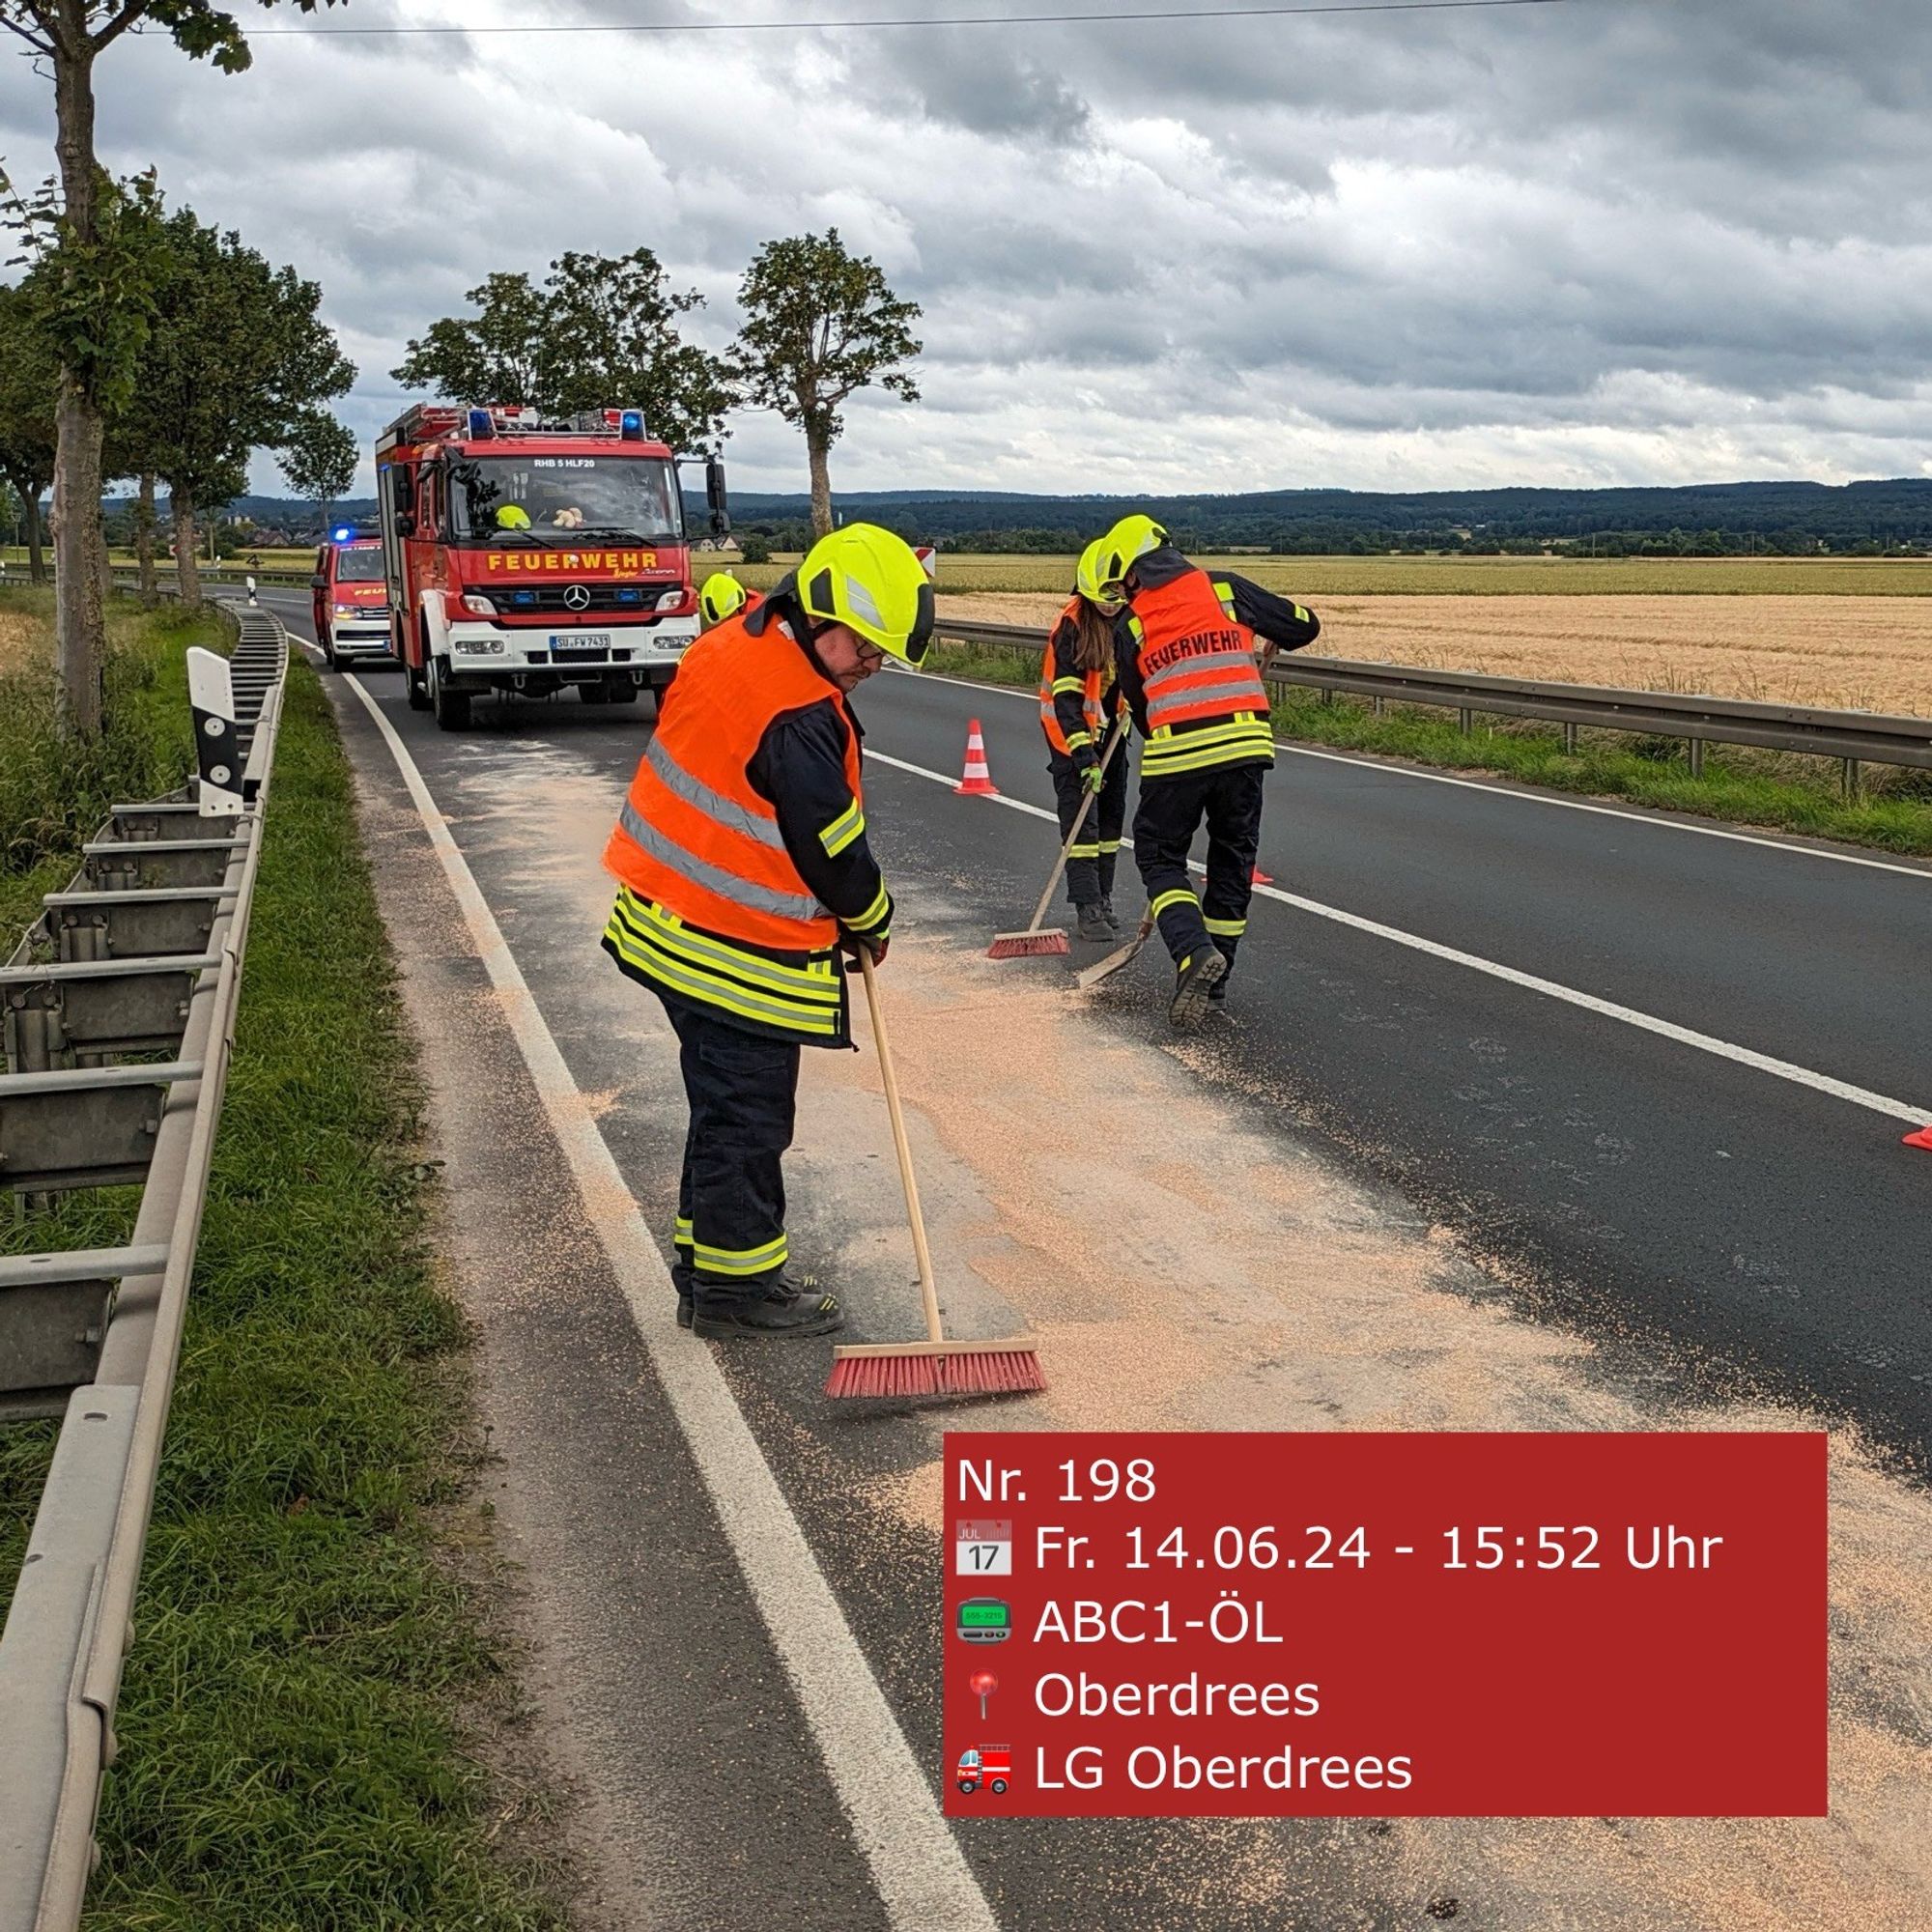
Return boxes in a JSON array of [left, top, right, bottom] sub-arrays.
[[955, 1520, 1012, 1577]]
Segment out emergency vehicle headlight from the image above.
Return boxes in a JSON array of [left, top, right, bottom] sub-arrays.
[[333, 603, 361, 616], [454, 638, 504, 654], [467, 408, 496, 440], [654, 587, 687, 612], [620, 410, 644, 440], [460, 593, 497, 616]]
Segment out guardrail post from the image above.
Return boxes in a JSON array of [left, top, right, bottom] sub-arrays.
[[1458, 707, 1473, 735], [6, 996, 56, 1218], [1688, 738, 1705, 779], [1372, 695, 1385, 718], [1842, 757, 1861, 800]]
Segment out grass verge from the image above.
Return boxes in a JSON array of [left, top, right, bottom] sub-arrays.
[[0, 655, 565, 1928], [0, 586, 222, 943], [923, 639, 1932, 858]]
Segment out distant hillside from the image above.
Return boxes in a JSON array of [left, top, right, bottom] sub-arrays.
[[724, 480, 1932, 554], [104, 478, 1932, 555]]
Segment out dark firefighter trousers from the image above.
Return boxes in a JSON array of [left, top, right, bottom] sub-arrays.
[[1046, 745, 1128, 908], [663, 997, 799, 1306], [1131, 760, 1266, 987]]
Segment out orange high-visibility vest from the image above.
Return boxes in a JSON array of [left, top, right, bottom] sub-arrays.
[[1125, 567, 1267, 733], [602, 611, 857, 952], [1038, 594, 1107, 756]]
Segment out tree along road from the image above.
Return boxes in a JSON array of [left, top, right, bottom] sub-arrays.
[[262, 589, 1932, 1932]]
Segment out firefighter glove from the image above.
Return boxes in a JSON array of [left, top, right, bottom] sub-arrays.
[[841, 930, 890, 968]]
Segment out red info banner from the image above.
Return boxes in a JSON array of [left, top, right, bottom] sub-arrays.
[[942, 1432, 1825, 1819]]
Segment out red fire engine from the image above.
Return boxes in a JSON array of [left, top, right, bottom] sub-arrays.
[[373, 403, 728, 728], [955, 1747, 1011, 1796], [310, 524, 389, 668]]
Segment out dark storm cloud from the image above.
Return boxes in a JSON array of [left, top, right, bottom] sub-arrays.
[[6, 0, 1928, 492]]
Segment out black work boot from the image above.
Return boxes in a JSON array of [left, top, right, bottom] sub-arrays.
[[1076, 902, 1113, 943], [674, 1260, 696, 1329], [692, 1271, 842, 1340], [1208, 945, 1234, 1006], [1169, 948, 1228, 1027], [1098, 897, 1123, 934]]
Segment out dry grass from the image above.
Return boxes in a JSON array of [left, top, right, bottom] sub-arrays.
[[0, 603, 43, 674], [935, 590, 1932, 716]]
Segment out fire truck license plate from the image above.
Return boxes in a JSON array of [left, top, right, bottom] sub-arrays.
[[551, 634, 612, 658]]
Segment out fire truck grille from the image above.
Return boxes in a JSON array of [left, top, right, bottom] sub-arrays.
[[487, 584, 677, 617]]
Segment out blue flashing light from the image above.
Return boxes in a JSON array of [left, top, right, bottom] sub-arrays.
[[467, 407, 496, 440], [331, 526, 355, 544], [615, 587, 642, 605], [619, 410, 644, 440], [512, 589, 537, 607]]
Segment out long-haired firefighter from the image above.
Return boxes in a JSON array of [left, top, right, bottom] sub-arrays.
[[1038, 538, 1132, 940]]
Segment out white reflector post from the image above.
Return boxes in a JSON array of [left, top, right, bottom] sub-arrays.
[[187, 645, 242, 817]]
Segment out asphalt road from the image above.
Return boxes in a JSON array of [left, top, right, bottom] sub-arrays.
[[266, 590, 1932, 1930], [843, 659, 1932, 1463]]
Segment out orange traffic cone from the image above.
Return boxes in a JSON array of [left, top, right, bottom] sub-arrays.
[[956, 719, 999, 796], [1252, 863, 1275, 885], [1905, 1125, 1932, 1151]]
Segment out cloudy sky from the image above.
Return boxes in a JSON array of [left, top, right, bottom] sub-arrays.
[[3, 0, 1928, 497]]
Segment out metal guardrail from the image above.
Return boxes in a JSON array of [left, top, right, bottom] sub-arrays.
[[0, 603, 289, 1931], [931, 616, 1932, 790]]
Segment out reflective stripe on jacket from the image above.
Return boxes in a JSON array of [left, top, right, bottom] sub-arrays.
[[1123, 567, 1274, 781], [603, 611, 858, 952], [602, 885, 846, 1040]]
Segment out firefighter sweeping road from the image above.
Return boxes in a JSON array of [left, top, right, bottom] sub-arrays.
[[256, 585, 1932, 1930]]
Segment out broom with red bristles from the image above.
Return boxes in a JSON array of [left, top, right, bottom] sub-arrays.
[[826, 952, 1045, 1400], [986, 720, 1126, 960]]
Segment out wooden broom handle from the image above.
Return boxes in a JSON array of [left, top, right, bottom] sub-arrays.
[[1022, 716, 1126, 934], [858, 950, 945, 1346]]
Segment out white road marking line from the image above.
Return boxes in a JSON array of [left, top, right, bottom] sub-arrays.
[[866, 750, 1932, 1129], [338, 670, 999, 1932], [908, 660, 1932, 879]]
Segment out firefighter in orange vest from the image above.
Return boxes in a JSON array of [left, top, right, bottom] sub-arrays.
[[601, 525, 935, 1339], [1091, 514, 1321, 1025], [1039, 540, 1130, 940]]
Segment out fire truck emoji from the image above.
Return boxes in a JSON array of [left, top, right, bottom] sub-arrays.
[[955, 1746, 1011, 1797]]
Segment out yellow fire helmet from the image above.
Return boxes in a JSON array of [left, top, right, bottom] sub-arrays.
[[1089, 513, 1168, 595], [495, 503, 532, 530], [698, 572, 749, 627], [796, 524, 936, 667], [1075, 537, 1128, 612]]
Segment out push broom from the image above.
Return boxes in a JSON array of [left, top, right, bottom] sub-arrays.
[[826, 952, 1045, 1399], [986, 720, 1126, 960]]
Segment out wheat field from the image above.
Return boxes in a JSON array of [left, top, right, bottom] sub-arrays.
[[931, 589, 1932, 715]]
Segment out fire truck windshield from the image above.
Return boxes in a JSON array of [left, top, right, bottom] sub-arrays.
[[332, 546, 384, 581], [446, 454, 683, 545]]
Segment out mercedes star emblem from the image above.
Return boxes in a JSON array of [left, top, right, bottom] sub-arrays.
[[563, 583, 592, 611]]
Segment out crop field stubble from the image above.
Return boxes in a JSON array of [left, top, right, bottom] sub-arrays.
[[737, 554, 1932, 716]]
